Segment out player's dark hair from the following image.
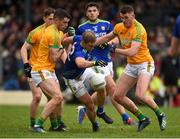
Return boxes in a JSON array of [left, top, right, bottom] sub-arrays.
[[43, 7, 55, 17], [85, 2, 100, 11], [82, 31, 96, 44], [120, 5, 134, 14], [54, 8, 71, 20]]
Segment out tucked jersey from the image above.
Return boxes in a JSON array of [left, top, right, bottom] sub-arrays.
[[173, 15, 180, 38], [62, 36, 92, 79], [26, 24, 46, 66], [76, 19, 113, 62], [113, 20, 153, 64], [32, 24, 64, 71]]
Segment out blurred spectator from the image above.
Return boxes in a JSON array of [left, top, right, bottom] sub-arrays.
[[160, 53, 179, 107], [0, 0, 179, 95]]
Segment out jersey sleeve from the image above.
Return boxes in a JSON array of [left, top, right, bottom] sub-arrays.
[[113, 24, 119, 36], [48, 31, 60, 48], [76, 26, 83, 35], [74, 50, 85, 59], [26, 31, 37, 45], [73, 35, 82, 42], [133, 24, 143, 43]]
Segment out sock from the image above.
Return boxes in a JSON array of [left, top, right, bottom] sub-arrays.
[[50, 117, 58, 128], [154, 106, 162, 117], [134, 109, 146, 121], [92, 121, 99, 126], [97, 106, 104, 114], [57, 116, 62, 125], [121, 113, 130, 121], [83, 107, 87, 112], [30, 117, 35, 127], [35, 117, 45, 127]]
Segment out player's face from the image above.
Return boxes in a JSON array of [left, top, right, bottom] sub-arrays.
[[120, 12, 135, 28], [86, 6, 99, 22], [44, 13, 54, 26], [56, 17, 70, 31], [82, 41, 95, 52]]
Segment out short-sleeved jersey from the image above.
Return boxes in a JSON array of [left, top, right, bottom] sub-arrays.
[[113, 20, 153, 64], [62, 36, 92, 79], [26, 24, 46, 66], [76, 19, 113, 62], [173, 15, 180, 38], [32, 24, 64, 71]]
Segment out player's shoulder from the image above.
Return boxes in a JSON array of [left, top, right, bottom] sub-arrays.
[[114, 22, 123, 29], [30, 24, 45, 34], [44, 24, 58, 36], [134, 20, 146, 32], [97, 19, 111, 25], [78, 20, 90, 28]]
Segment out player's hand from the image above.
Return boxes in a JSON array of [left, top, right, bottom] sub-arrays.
[[67, 26, 75, 36], [24, 63, 32, 78], [98, 42, 110, 49], [93, 60, 108, 67], [109, 43, 116, 53]]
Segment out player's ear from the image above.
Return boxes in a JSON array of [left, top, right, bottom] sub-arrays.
[[43, 16, 46, 22]]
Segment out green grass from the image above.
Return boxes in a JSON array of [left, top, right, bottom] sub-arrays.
[[0, 104, 179, 138]]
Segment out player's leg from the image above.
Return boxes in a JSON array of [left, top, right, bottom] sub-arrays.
[[78, 93, 99, 132], [136, 71, 167, 131], [90, 66, 113, 124], [31, 70, 63, 133], [65, 78, 99, 132], [52, 75, 68, 131], [113, 73, 150, 132], [28, 78, 42, 128], [105, 75, 137, 125]]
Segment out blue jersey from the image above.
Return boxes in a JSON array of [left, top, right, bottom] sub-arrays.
[[76, 19, 113, 62], [173, 15, 180, 38], [62, 36, 92, 79]]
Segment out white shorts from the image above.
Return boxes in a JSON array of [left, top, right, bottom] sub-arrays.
[[124, 62, 155, 78], [91, 62, 114, 77], [31, 70, 59, 86], [63, 68, 106, 98]]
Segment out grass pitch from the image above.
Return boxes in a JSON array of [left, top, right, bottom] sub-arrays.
[[0, 104, 180, 138]]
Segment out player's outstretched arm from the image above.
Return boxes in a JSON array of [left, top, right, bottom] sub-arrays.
[[115, 40, 141, 56], [75, 57, 107, 68], [20, 41, 32, 64], [75, 57, 94, 68], [95, 32, 115, 46]]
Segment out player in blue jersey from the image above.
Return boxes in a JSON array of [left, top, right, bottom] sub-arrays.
[[62, 31, 108, 132], [169, 15, 180, 56], [76, 2, 137, 125]]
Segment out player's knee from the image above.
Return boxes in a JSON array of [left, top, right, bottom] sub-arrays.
[[135, 92, 145, 101], [33, 92, 42, 103], [113, 94, 122, 103], [85, 101, 94, 112], [90, 73, 106, 90], [54, 93, 63, 104]]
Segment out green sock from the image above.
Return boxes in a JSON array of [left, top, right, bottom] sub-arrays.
[[134, 109, 146, 121], [57, 116, 62, 125], [35, 117, 45, 127], [154, 106, 162, 117], [50, 117, 58, 128], [30, 117, 35, 127]]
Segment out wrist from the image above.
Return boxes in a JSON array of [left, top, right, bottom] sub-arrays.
[[93, 61, 96, 66]]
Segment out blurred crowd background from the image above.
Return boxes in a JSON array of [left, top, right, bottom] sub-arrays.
[[0, 0, 180, 107]]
